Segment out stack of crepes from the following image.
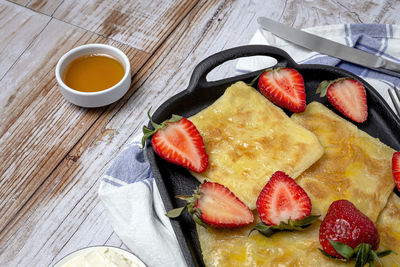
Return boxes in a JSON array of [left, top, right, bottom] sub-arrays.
[[188, 81, 399, 266]]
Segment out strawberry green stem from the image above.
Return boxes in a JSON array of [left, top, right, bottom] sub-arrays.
[[320, 239, 397, 267], [250, 214, 320, 237], [248, 69, 265, 87], [141, 107, 182, 147], [316, 77, 350, 97]]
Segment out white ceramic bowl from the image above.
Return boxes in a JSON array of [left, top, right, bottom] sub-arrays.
[[53, 246, 146, 267], [55, 44, 131, 108]]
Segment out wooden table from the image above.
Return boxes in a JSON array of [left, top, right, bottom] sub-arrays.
[[1, 0, 400, 266]]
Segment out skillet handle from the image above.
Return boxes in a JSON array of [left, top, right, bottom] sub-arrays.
[[189, 45, 297, 89]]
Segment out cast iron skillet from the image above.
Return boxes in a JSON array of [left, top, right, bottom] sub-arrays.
[[144, 45, 400, 267]]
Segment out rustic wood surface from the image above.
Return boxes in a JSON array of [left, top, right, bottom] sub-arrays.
[[1, 0, 400, 266]]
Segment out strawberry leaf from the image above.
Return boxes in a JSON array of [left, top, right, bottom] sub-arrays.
[[369, 259, 375, 267], [292, 214, 320, 227], [316, 78, 351, 98], [252, 215, 319, 238], [251, 222, 275, 237], [328, 239, 355, 260], [175, 195, 196, 202], [192, 211, 209, 228], [370, 250, 382, 267], [376, 249, 397, 257], [142, 125, 156, 147], [248, 69, 270, 87], [141, 108, 183, 147], [318, 248, 337, 259], [354, 243, 371, 267], [166, 206, 186, 218], [316, 80, 332, 97]]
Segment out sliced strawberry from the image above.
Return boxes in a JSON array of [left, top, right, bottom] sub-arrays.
[[257, 67, 306, 113], [317, 78, 368, 123], [393, 151, 400, 192], [256, 171, 312, 225], [195, 182, 254, 228], [167, 182, 254, 228], [142, 111, 208, 173]]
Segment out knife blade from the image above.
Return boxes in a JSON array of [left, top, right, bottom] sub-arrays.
[[257, 17, 400, 78]]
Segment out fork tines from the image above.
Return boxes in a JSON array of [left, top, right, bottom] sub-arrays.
[[388, 86, 400, 117]]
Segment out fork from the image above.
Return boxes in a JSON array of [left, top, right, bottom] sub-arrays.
[[388, 86, 400, 117]]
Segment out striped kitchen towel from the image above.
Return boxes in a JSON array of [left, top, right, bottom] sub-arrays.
[[98, 135, 186, 267], [236, 23, 400, 112], [98, 24, 400, 267]]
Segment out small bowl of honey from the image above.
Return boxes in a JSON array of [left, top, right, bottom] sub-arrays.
[[55, 44, 131, 107]]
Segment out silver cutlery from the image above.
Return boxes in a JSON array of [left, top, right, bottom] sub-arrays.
[[257, 17, 400, 78], [388, 86, 400, 117]]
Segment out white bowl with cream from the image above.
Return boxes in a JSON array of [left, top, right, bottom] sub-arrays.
[[55, 44, 131, 108], [54, 246, 146, 267]]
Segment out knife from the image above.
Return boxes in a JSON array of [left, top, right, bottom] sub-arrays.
[[257, 17, 400, 78]]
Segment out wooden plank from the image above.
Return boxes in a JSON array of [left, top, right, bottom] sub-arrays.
[[6, 0, 29, 6], [26, 0, 64, 15], [0, 0, 50, 79], [263, 0, 400, 27], [0, 17, 149, 236], [0, 17, 145, 135], [0, 1, 226, 265], [0, 0, 199, 237], [53, 0, 198, 52]]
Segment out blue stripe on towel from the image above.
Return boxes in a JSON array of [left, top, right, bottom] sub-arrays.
[[104, 144, 152, 184], [344, 24, 351, 46], [349, 24, 387, 38], [140, 177, 154, 191], [103, 177, 123, 187]]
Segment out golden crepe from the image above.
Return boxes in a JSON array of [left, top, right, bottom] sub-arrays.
[[291, 102, 395, 222], [197, 213, 352, 267], [198, 193, 400, 267], [189, 81, 324, 210], [376, 193, 400, 266], [195, 98, 397, 266]]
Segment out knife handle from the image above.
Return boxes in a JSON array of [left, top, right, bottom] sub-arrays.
[[189, 45, 297, 89]]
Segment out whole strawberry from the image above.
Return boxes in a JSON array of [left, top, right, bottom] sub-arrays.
[[319, 200, 394, 265], [166, 181, 254, 228]]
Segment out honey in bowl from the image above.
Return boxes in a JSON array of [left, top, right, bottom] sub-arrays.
[[63, 54, 125, 93]]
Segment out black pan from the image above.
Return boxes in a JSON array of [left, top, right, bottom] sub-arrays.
[[144, 45, 400, 267]]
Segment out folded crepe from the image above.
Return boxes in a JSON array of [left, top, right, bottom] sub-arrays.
[[197, 213, 353, 267], [291, 102, 395, 222], [198, 192, 400, 267], [189, 82, 324, 210], [376, 192, 400, 266], [196, 100, 396, 266]]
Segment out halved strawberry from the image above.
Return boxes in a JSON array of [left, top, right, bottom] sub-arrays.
[[142, 110, 208, 173], [257, 67, 306, 113], [252, 171, 319, 237], [393, 151, 400, 192], [257, 171, 312, 225], [317, 78, 368, 123], [167, 181, 254, 228]]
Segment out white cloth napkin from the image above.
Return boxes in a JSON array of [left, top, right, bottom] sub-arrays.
[[98, 24, 400, 267], [98, 135, 186, 267]]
